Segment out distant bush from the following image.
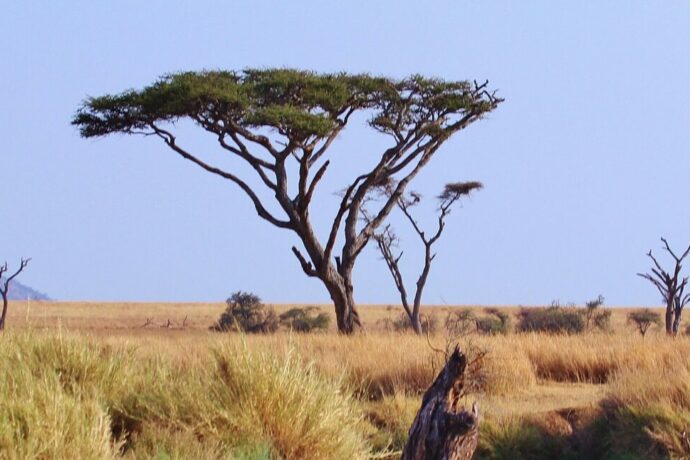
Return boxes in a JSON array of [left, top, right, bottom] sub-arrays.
[[517, 306, 585, 334], [628, 309, 662, 337], [379, 312, 438, 334], [279, 306, 330, 333], [583, 295, 611, 332], [477, 308, 511, 335], [212, 291, 279, 333], [445, 309, 477, 336]]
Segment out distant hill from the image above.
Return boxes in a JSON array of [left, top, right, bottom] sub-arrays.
[[0, 279, 51, 301]]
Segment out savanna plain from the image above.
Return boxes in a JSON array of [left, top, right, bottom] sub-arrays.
[[2, 301, 689, 459]]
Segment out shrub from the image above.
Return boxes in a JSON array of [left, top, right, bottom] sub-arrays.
[[476, 308, 511, 335], [212, 291, 279, 333], [517, 306, 585, 334], [379, 312, 438, 333], [279, 306, 331, 332], [628, 309, 662, 337], [583, 295, 611, 332], [420, 313, 439, 334], [445, 309, 477, 336], [590, 309, 611, 331]]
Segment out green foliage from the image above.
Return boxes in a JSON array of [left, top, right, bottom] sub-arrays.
[[362, 394, 418, 454], [73, 68, 500, 142], [476, 417, 560, 460], [279, 306, 331, 332], [517, 306, 586, 334], [212, 291, 278, 333], [627, 309, 662, 337], [0, 332, 369, 459], [477, 308, 511, 335]]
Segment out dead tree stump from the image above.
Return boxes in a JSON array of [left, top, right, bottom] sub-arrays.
[[402, 346, 480, 460]]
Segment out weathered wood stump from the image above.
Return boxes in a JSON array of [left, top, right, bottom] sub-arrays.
[[402, 346, 480, 460]]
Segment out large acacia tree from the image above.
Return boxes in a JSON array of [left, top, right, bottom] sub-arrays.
[[73, 69, 501, 333]]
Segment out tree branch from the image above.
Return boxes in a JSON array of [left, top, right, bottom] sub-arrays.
[[150, 124, 292, 229], [291, 246, 318, 277]]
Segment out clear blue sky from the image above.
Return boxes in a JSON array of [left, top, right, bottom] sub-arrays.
[[2, 1, 689, 306]]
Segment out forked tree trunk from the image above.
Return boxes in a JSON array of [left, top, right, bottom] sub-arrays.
[[322, 268, 361, 334], [403, 347, 480, 460], [410, 315, 423, 335]]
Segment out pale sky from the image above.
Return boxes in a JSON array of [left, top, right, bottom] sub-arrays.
[[2, 1, 689, 306]]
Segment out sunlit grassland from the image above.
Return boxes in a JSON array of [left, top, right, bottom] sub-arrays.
[[2, 302, 688, 459]]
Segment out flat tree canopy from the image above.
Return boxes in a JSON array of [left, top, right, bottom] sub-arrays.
[[73, 68, 501, 333]]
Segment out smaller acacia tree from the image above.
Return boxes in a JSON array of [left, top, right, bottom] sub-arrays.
[[628, 309, 662, 338], [0, 258, 31, 330], [637, 238, 690, 336], [370, 181, 482, 334], [212, 291, 279, 333]]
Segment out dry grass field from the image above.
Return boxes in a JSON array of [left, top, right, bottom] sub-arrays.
[[2, 301, 689, 459]]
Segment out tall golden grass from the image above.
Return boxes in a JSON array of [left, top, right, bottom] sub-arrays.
[[1, 303, 688, 458]]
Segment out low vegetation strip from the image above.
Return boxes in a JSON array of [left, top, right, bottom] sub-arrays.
[[2, 318, 690, 458]]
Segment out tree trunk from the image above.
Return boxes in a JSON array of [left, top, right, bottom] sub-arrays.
[[0, 296, 7, 330], [322, 268, 361, 334], [403, 347, 480, 460], [672, 308, 682, 336], [410, 313, 423, 335], [666, 301, 674, 336]]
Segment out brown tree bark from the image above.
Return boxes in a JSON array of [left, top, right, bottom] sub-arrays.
[[0, 258, 31, 331], [403, 347, 480, 460]]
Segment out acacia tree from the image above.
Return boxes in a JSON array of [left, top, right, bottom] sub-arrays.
[[637, 237, 690, 336], [73, 69, 501, 333], [0, 258, 30, 330], [371, 181, 483, 334]]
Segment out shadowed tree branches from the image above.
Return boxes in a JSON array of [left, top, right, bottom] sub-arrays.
[[0, 258, 30, 330], [73, 69, 501, 333], [637, 237, 690, 336], [371, 181, 483, 334]]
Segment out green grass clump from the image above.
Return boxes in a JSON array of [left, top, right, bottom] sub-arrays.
[[0, 332, 369, 459], [0, 333, 125, 459]]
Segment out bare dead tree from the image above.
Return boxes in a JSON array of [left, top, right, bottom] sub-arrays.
[[637, 238, 690, 336], [371, 182, 483, 334], [0, 258, 31, 330]]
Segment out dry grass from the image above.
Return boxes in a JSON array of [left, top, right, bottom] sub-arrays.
[[2, 301, 688, 458]]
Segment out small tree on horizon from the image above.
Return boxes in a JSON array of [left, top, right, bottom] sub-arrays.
[[72, 69, 502, 334], [370, 181, 483, 334], [212, 291, 278, 333], [0, 258, 31, 330], [628, 309, 662, 338]]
